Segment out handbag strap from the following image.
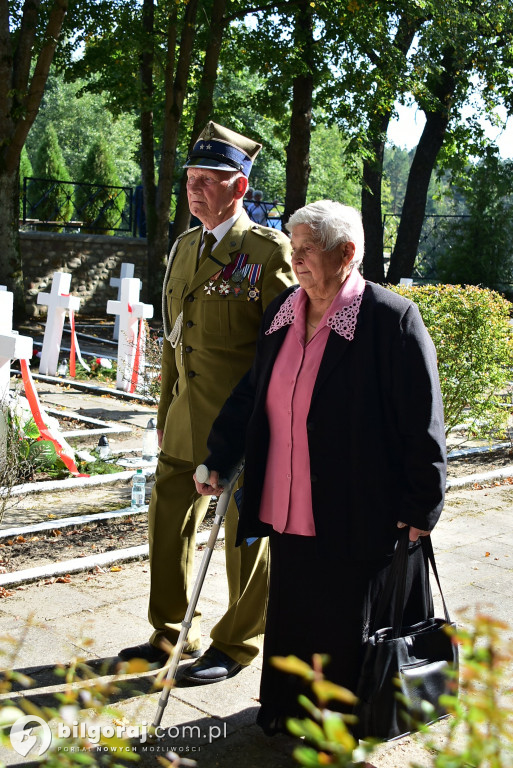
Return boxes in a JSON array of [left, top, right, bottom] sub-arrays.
[[372, 528, 452, 638]]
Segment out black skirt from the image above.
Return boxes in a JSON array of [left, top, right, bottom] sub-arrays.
[[257, 530, 432, 735]]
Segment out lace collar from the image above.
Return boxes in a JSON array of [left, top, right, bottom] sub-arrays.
[[265, 269, 365, 341]]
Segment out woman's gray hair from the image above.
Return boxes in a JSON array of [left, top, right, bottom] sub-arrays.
[[286, 200, 365, 270]]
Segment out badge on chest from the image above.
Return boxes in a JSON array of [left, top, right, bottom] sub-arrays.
[[202, 254, 262, 301]]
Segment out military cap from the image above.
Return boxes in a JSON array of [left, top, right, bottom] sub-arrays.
[[184, 121, 262, 177]]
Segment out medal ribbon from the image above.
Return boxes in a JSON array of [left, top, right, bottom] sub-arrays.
[[223, 253, 249, 281], [20, 359, 87, 477], [247, 263, 262, 285]]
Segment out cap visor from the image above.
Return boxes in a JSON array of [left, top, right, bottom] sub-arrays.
[[183, 157, 238, 172]]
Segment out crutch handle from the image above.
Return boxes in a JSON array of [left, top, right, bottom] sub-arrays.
[[195, 464, 210, 484]]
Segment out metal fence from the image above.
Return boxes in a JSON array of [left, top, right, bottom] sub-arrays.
[[383, 213, 471, 280], [21, 177, 135, 234], [243, 199, 285, 229], [20, 179, 286, 236]]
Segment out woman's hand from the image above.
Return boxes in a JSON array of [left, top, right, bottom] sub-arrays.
[[193, 469, 224, 497], [397, 521, 431, 542]]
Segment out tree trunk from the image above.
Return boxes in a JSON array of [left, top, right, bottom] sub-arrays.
[[387, 49, 456, 284], [140, 0, 157, 300], [386, 110, 449, 283], [356, 12, 420, 283], [361, 115, 390, 283], [0, 0, 68, 316], [139, 0, 200, 310], [171, 0, 228, 244], [0, 167, 24, 315], [283, 2, 314, 225]]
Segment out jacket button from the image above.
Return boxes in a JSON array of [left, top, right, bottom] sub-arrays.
[[186, 295, 195, 302], [310, 474, 318, 483], [185, 346, 192, 353], [188, 370, 196, 378], [186, 320, 194, 328], [306, 421, 314, 432]]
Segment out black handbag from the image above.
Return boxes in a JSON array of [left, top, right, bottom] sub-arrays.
[[355, 530, 459, 741]]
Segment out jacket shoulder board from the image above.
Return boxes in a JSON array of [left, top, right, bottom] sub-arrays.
[[250, 224, 289, 244]]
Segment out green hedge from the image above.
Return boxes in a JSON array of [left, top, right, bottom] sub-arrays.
[[389, 284, 513, 438]]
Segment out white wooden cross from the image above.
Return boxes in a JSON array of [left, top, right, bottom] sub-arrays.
[[37, 272, 81, 376], [0, 291, 33, 402], [110, 263, 140, 340], [107, 277, 153, 391]]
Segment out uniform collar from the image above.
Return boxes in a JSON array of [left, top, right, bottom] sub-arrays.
[[204, 211, 242, 248], [189, 210, 251, 292]]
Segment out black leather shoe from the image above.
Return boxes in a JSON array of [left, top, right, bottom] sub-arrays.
[[181, 646, 243, 684], [118, 642, 201, 666]]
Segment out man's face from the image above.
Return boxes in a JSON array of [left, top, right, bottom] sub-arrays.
[[186, 168, 246, 229]]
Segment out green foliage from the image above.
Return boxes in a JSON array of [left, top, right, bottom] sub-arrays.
[[307, 125, 360, 208], [75, 138, 126, 234], [421, 613, 513, 768], [383, 145, 411, 214], [73, 359, 117, 384], [436, 152, 513, 297], [77, 453, 124, 476], [2, 406, 69, 483], [274, 615, 513, 768], [389, 284, 513, 437], [19, 146, 33, 218], [0, 621, 147, 767], [211, 67, 289, 201], [271, 653, 366, 767], [1, 397, 122, 489], [26, 73, 140, 186], [31, 123, 74, 228]]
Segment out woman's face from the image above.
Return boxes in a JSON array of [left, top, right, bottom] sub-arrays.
[[290, 224, 355, 298]]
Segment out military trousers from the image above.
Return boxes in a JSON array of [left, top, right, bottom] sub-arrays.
[[147, 451, 269, 666]]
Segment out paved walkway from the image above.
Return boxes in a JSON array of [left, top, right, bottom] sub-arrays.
[[1, 382, 513, 768]]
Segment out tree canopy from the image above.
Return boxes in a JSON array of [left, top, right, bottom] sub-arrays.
[[3, 0, 513, 313]]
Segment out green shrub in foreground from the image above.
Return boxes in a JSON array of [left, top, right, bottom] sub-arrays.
[[389, 284, 513, 438], [273, 613, 513, 768]]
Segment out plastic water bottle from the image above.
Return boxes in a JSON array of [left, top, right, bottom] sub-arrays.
[[131, 469, 146, 508]]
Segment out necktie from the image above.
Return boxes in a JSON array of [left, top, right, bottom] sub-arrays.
[[198, 232, 217, 267]]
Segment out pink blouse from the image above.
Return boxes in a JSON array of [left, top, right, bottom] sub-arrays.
[[258, 268, 365, 536]]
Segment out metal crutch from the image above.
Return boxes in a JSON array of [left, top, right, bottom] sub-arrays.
[[152, 460, 244, 729]]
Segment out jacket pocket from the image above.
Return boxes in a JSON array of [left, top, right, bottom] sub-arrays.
[[166, 277, 188, 326]]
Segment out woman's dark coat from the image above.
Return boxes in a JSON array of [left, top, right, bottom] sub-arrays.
[[205, 280, 447, 561]]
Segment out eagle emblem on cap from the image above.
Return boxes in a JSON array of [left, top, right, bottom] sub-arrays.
[[204, 123, 215, 139]]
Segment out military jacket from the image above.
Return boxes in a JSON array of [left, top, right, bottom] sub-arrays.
[[157, 210, 294, 465]]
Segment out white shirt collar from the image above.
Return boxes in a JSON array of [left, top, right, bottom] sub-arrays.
[[203, 212, 242, 249]]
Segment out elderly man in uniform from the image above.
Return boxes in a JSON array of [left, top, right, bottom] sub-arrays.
[[119, 122, 294, 683]]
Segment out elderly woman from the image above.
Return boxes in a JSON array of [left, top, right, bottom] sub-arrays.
[[194, 200, 446, 735]]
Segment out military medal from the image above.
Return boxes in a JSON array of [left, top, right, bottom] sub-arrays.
[[231, 255, 250, 297], [247, 263, 262, 302], [231, 267, 245, 283], [218, 254, 249, 297], [204, 270, 221, 295], [218, 281, 232, 296]]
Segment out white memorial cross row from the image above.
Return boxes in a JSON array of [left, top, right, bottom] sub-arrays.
[[110, 263, 139, 340], [37, 272, 81, 377], [0, 291, 33, 402], [107, 277, 153, 392]]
